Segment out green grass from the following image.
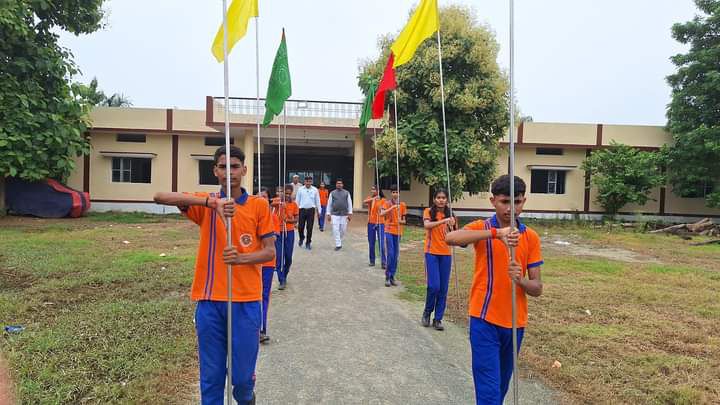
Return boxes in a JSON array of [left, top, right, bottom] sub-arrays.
[[0, 217, 198, 404], [86, 211, 182, 223]]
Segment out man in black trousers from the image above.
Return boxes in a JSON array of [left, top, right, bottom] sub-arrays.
[[295, 176, 321, 250]]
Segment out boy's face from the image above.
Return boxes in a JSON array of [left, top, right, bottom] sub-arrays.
[[284, 189, 292, 199], [371, 187, 377, 196], [336, 181, 344, 190], [304, 178, 312, 187], [276, 188, 284, 199], [391, 190, 399, 199], [490, 194, 526, 223], [213, 155, 246, 188]]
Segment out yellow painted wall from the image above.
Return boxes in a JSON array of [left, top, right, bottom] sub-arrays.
[[602, 125, 670, 149], [90, 107, 166, 130], [88, 132, 172, 200], [66, 155, 84, 191], [522, 122, 596, 146], [665, 186, 720, 216], [173, 109, 217, 132], [177, 135, 234, 194]]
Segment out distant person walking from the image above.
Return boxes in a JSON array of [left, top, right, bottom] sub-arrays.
[[290, 175, 301, 200], [295, 176, 321, 250], [326, 178, 353, 251], [318, 182, 329, 232]]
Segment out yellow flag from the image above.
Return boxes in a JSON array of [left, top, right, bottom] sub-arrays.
[[390, 0, 439, 68], [211, 0, 259, 62]]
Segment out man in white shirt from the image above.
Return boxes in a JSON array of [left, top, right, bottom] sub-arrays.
[[326, 178, 353, 251], [295, 176, 321, 250], [290, 175, 301, 199]]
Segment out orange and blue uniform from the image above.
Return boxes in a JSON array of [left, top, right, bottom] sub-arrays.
[[318, 188, 329, 231], [272, 198, 298, 286], [463, 215, 543, 405], [422, 208, 453, 322], [261, 199, 280, 335], [367, 196, 386, 267], [182, 188, 274, 404], [383, 199, 407, 280]]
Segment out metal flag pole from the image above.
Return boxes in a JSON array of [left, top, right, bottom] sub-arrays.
[[255, 16, 261, 194], [372, 125, 382, 259], [220, 1, 233, 403], [509, 0, 519, 403], [435, 28, 462, 313], [393, 92, 401, 208], [278, 117, 285, 284]]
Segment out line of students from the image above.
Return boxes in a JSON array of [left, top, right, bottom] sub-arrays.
[[364, 175, 544, 405], [155, 143, 543, 405]]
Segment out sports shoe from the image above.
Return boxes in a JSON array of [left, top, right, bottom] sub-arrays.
[[385, 278, 391, 287], [432, 319, 444, 331], [334, 246, 342, 251], [278, 282, 286, 290], [422, 312, 431, 327], [260, 332, 270, 344], [389, 277, 398, 286]]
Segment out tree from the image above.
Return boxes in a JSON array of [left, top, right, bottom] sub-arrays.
[[0, 0, 105, 214], [358, 5, 509, 199], [72, 77, 133, 107], [582, 142, 666, 216], [665, 0, 720, 208]]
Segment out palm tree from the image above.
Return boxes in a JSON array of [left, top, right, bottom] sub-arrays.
[[101, 93, 132, 107]]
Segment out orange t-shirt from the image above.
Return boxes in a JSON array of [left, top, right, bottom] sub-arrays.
[[271, 198, 299, 232], [368, 197, 385, 224], [319, 188, 329, 206], [261, 198, 278, 268], [423, 208, 452, 256], [463, 215, 543, 328], [383, 200, 407, 236], [183, 190, 275, 303]]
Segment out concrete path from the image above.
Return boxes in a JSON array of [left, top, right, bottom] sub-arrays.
[[249, 223, 557, 405]]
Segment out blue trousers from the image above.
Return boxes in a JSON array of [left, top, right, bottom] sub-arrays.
[[261, 266, 274, 334], [423, 253, 452, 321], [318, 205, 327, 230], [275, 231, 295, 284], [385, 233, 400, 278], [470, 316, 525, 405], [196, 300, 260, 404], [368, 223, 386, 266]]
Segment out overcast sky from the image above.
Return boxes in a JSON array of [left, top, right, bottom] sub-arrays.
[[58, 0, 699, 126]]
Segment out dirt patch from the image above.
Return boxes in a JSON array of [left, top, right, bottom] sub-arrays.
[[543, 235, 662, 264], [0, 265, 35, 291], [0, 355, 16, 405]]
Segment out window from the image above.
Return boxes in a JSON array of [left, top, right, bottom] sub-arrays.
[[680, 181, 714, 199], [204, 136, 234, 146], [380, 175, 410, 191], [199, 160, 217, 185], [536, 148, 563, 155], [531, 170, 566, 194], [116, 134, 146, 143], [111, 157, 151, 183]]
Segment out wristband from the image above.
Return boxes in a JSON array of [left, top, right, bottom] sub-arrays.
[[491, 227, 497, 239], [205, 197, 209, 207]]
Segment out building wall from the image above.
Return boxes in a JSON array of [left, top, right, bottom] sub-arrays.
[[176, 135, 239, 194], [665, 185, 720, 216], [90, 108, 166, 131], [67, 155, 85, 191], [522, 122, 596, 146], [88, 132, 172, 201], [602, 124, 669, 148]]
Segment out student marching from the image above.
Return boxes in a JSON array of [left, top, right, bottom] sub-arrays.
[[380, 184, 406, 287], [364, 185, 386, 268], [273, 184, 298, 290]]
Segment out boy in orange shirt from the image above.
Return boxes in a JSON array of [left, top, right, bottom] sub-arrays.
[[317, 181, 329, 232], [258, 187, 278, 344], [446, 175, 543, 405], [363, 185, 386, 268], [272, 185, 298, 290], [380, 184, 406, 287], [153, 146, 275, 405]]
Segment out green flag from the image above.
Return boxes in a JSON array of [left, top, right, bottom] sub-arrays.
[[359, 81, 377, 136], [262, 29, 292, 127]]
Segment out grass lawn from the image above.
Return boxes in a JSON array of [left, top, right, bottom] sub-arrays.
[[396, 220, 720, 404], [0, 213, 199, 404]]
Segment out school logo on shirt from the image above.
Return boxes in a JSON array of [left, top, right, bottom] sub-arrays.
[[240, 233, 253, 247]]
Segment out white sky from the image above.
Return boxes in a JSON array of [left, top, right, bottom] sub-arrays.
[[58, 0, 699, 126]]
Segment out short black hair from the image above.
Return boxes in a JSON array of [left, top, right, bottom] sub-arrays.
[[389, 184, 398, 192], [213, 145, 245, 165], [304, 176, 313, 181], [335, 178, 343, 183], [284, 184, 293, 192], [491, 175, 526, 197]]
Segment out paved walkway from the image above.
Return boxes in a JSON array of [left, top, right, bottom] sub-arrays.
[[247, 223, 557, 404]]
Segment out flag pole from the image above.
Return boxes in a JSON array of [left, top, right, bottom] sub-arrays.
[[509, 0, 519, 403], [220, 1, 233, 403], [372, 125, 381, 257], [278, 118, 285, 284], [435, 28, 462, 313], [255, 16, 261, 194], [392, 92, 401, 214]]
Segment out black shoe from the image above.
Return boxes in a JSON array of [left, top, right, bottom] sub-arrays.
[[260, 332, 270, 344], [422, 312, 431, 327], [432, 319, 444, 331], [278, 282, 286, 290], [389, 277, 398, 286], [369, 262, 375, 267], [381, 264, 386, 270], [334, 246, 342, 251], [385, 278, 391, 287], [320, 228, 324, 232], [306, 243, 312, 250], [242, 392, 256, 405], [298, 239, 304, 247]]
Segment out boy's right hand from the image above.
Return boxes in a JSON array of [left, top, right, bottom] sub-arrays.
[[214, 198, 235, 221], [497, 227, 520, 247]]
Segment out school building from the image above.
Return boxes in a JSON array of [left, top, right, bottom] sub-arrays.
[[65, 96, 720, 220]]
